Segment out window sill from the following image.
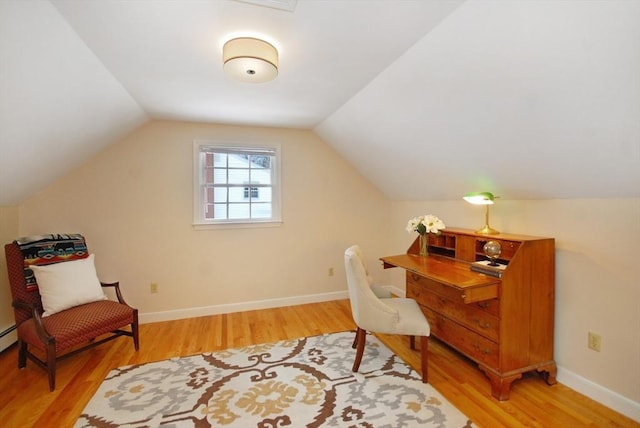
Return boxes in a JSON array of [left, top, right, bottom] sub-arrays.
[[192, 221, 283, 230]]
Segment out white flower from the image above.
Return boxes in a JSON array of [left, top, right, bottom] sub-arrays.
[[405, 216, 423, 233], [406, 214, 445, 235], [422, 214, 446, 234]]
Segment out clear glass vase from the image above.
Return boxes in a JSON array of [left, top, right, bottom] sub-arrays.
[[419, 234, 428, 256]]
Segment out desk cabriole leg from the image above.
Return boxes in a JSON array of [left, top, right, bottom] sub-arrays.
[[479, 366, 522, 401], [537, 362, 558, 385]]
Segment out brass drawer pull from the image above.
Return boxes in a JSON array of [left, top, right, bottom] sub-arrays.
[[473, 342, 491, 354], [477, 301, 490, 309], [473, 318, 490, 329]]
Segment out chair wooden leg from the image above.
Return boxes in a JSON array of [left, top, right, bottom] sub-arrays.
[[420, 335, 429, 383], [18, 340, 27, 369], [351, 330, 358, 349], [352, 327, 366, 373], [46, 341, 56, 392], [132, 312, 140, 351]]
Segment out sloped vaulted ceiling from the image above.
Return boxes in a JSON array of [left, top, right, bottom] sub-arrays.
[[0, 1, 147, 205], [316, 0, 640, 200], [0, 0, 638, 206]]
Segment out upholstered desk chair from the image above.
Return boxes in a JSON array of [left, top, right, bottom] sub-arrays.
[[344, 245, 430, 382], [350, 245, 393, 300], [4, 234, 139, 391]]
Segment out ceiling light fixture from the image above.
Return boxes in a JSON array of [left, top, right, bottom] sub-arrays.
[[223, 37, 278, 83], [463, 191, 499, 235]]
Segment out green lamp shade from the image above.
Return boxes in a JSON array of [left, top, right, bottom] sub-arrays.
[[463, 191, 495, 205]]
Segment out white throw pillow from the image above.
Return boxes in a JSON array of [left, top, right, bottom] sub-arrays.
[[31, 254, 107, 317]]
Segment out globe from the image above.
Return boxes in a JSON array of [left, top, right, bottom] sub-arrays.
[[483, 241, 502, 266]]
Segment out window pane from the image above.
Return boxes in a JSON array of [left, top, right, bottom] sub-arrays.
[[249, 155, 270, 169], [244, 187, 259, 199], [213, 168, 227, 184], [252, 203, 272, 218], [228, 203, 250, 219], [213, 153, 227, 167], [251, 168, 271, 185], [229, 168, 249, 184], [258, 188, 272, 202], [213, 204, 227, 219], [228, 155, 247, 167], [228, 187, 245, 202], [213, 187, 227, 202]]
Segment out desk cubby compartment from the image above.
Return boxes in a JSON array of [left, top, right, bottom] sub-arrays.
[[474, 238, 520, 263], [428, 232, 456, 258]]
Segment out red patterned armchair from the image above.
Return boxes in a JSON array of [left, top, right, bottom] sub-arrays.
[[4, 234, 139, 391]]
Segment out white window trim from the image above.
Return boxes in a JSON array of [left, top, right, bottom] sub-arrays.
[[192, 140, 282, 229]]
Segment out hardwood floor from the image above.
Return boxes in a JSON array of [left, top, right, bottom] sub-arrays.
[[0, 299, 636, 427]]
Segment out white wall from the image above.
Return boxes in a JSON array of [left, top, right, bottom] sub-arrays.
[[18, 120, 390, 317], [389, 198, 640, 419], [0, 206, 19, 345]]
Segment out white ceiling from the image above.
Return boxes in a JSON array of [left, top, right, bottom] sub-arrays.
[[1, 0, 638, 206]]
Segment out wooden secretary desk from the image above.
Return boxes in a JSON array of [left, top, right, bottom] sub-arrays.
[[381, 228, 556, 400]]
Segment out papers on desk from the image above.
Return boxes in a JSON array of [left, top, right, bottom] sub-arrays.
[[470, 260, 507, 278]]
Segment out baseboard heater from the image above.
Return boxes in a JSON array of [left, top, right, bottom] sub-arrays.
[[0, 324, 17, 352]]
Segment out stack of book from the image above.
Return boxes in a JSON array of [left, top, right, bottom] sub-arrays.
[[470, 260, 507, 278]]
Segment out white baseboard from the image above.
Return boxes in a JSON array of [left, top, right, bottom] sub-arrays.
[[0, 324, 17, 352], [557, 366, 640, 422], [139, 290, 349, 324]]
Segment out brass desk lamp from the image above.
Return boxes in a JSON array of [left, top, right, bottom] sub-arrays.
[[463, 191, 499, 235]]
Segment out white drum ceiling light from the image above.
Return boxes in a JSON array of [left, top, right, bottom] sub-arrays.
[[223, 37, 278, 83]]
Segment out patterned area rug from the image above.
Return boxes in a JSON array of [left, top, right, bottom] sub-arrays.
[[76, 331, 474, 427]]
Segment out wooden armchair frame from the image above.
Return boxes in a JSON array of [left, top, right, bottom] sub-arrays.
[[4, 239, 139, 391]]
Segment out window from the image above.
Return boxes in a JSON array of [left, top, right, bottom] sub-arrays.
[[244, 186, 259, 199], [193, 141, 281, 227]]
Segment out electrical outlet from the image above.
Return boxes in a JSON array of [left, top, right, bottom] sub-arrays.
[[588, 331, 601, 352], [328, 267, 334, 276], [150, 282, 159, 294]]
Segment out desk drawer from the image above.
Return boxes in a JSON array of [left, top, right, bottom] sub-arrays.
[[407, 281, 500, 317], [471, 298, 500, 317], [407, 274, 500, 315], [423, 307, 499, 369], [408, 283, 499, 342], [408, 272, 466, 303]]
